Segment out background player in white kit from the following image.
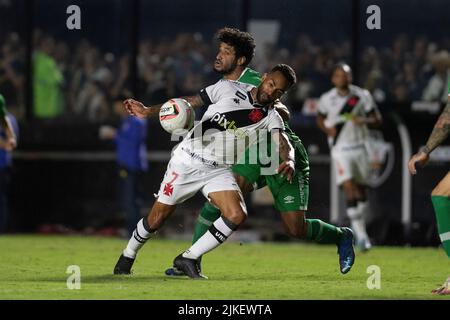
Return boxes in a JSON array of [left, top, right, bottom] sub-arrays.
[[316, 63, 382, 252], [114, 64, 297, 278]]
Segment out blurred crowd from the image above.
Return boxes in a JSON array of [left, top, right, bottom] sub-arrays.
[[0, 30, 449, 122]]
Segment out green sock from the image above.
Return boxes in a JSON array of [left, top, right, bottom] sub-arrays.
[[431, 195, 450, 258], [306, 219, 343, 244], [192, 202, 221, 244]]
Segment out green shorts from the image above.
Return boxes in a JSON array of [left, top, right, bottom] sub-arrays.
[[232, 140, 310, 212]]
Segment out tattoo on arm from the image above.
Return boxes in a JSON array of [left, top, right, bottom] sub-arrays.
[[424, 102, 450, 154]]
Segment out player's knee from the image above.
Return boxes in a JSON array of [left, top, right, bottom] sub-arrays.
[[222, 208, 247, 226]]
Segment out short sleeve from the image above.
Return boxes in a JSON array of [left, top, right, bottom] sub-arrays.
[[199, 80, 228, 106], [267, 109, 285, 132], [363, 90, 377, 113], [317, 95, 328, 116]]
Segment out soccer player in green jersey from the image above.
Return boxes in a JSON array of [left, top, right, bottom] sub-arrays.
[[162, 28, 355, 278], [408, 79, 450, 295]]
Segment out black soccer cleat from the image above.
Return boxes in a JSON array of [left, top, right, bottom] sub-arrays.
[[113, 254, 135, 275], [173, 254, 207, 279], [165, 258, 204, 277]]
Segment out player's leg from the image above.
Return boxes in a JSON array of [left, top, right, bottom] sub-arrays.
[[190, 174, 255, 246], [279, 211, 354, 274], [114, 156, 195, 275], [354, 183, 372, 251], [431, 171, 450, 259], [114, 200, 177, 274], [165, 168, 259, 276], [173, 172, 248, 279], [271, 169, 355, 274], [342, 179, 370, 250], [430, 172, 450, 295]]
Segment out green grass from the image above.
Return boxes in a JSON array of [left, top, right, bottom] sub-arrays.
[[0, 235, 448, 300]]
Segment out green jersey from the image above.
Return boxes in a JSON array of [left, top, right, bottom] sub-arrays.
[[0, 94, 6, 118], [238, 67, 262, 87], [232, 68, 310, 212], [236, 68, 310, 176]]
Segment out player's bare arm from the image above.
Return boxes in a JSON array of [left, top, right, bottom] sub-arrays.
[[272, 129, 295, 182], [316, 113, 336, 138], [352, 109, 383, 128], [124, 94, 204, 119], [408, 101, 450, 175]]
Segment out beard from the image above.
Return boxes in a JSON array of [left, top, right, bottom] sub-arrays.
[[214, 60, 238, 75], [256, 87, 271, 105]]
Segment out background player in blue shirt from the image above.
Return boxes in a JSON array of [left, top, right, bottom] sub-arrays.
[[100, 96, 148, 236]]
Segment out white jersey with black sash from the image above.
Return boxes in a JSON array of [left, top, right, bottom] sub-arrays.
[[172, 79, 284, 171], [317, 84, 377, 152]]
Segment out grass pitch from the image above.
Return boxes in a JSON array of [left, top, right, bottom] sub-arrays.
[[0, 235, 448, 300]]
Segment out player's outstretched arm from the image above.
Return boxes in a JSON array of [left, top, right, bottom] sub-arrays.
[[408, 101, 450, 175], [272, 129, 295, 183], [123, 94, 205, 119]]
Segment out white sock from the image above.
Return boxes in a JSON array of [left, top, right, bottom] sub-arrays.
[[183, 217, 235, 260], [123, 218, 152, 259], [347, 206, 369, 243]]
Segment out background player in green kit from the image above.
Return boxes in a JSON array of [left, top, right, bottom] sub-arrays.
[[408, 79, 450, 295], [165, 27, 355, 278]]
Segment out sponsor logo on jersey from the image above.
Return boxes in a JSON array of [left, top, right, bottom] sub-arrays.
[[210, 112, 248, 138], [283, 195, 295, 204]]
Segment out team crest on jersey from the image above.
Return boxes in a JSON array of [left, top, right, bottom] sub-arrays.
[[163, 183, 174, 196], [249, 108, 264, 123], [347, 97, 359, 107]]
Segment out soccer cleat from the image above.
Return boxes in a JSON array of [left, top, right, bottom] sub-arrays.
[[164, 266, 186, 276], [113, 254, 135, 275], [431, 277, 450, 295], [172, 254, 207, 279], [356, 238, 372, 253], [337, 227, 355, 274]]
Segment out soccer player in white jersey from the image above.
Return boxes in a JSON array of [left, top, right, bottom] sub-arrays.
[[316, 63, 382, 252], [113, 64, 297, 278]]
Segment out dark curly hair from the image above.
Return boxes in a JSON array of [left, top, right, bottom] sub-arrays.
[[215, 27, 256, 67], [270, 64, 297, 89]]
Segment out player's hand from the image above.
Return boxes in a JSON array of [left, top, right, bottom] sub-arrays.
[[124, 99, 149, 119], [408, 151, 429, 175], [352, 116, 366, 126], [277, 160, 295, 183]]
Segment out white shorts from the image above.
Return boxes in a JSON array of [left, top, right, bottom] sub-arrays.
[[157, 155, 245, 208], [331, 146, 369, 186]]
